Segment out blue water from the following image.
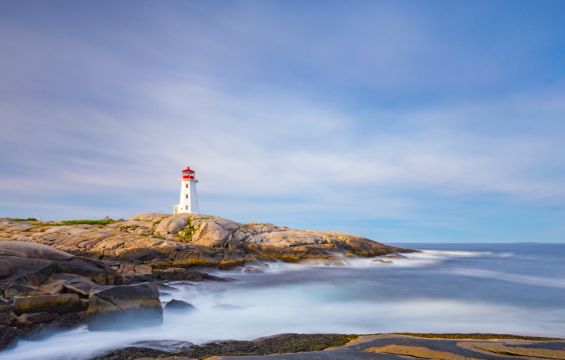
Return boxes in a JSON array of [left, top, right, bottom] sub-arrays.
[[389, 243, 565, 309], [3, 243, 565, 360]]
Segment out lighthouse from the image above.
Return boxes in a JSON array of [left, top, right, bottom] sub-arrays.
[[173, 165, 200, 214]]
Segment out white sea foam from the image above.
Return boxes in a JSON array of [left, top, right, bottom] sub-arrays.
[[227, 249, 491, 274], [3, 248, 561, 360], [420, 249, 496, 257], [447, 268, 565, 289], [3, 281, 564, 360]]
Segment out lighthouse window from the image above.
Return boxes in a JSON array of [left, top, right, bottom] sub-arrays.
[[185, 205, 188, 210], [185, 194, 188, 199], [185, 184, 188, 188]]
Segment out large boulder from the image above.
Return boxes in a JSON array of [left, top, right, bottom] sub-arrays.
[[86, 283, 162, 331], [154, 214, 190, 237], [0, 241, 121, 299], [190, 216, 241, 248]]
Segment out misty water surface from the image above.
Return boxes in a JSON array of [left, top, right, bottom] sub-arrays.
[[3, 243, 565, 360]]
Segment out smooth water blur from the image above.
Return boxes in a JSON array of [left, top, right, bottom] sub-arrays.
[[3, 243, 565, 360]]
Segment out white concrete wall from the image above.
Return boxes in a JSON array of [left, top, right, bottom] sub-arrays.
[[175, 179, 199, 214]]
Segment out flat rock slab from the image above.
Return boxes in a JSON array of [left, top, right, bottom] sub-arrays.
[[204, 334, 565, 360], [14, 294, 81, 315]]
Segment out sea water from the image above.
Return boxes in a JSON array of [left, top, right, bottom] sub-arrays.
[[2, 243, 565, 360]]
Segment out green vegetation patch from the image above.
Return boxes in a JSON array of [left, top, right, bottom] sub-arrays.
[[48, 219, 117, 226], [178, 218, 196, 240], [3, 217, 38, 222]]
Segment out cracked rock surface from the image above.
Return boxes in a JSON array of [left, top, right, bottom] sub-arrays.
[[0, 214, 413, 269]]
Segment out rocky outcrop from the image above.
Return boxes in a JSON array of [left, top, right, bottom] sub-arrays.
[[0, 214, 413, 270], [0, 215, 412, 352], [0, 241, 120, 299], [0, 241, 123, 349], [0, 241, 185, 350], [86, 283, 162, 331], [164, 299, 196, 312]]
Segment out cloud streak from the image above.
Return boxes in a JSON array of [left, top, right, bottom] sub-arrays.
[[1, 1, 564, 242]]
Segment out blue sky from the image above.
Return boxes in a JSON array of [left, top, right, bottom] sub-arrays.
[[1, 0, 565, 243]]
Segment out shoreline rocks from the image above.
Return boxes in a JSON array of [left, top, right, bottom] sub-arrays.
[[0, 214, 415, 352], [0, 241, 124, 349], [0, 241, 215, 350], [91, 333, 565, 360]]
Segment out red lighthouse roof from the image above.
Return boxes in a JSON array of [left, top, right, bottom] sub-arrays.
[[182, 165, 196, 180]]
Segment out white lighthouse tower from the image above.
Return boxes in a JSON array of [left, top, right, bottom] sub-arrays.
[[173, 165, 199, 214]]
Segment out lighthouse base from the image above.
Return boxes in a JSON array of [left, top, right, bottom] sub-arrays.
[[173, 204, 196, 214]]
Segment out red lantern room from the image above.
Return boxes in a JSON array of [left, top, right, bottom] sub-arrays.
[[182, 166, 196, 180]]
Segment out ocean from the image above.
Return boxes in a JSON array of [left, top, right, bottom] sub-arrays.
[[3, 243, 565, 359]]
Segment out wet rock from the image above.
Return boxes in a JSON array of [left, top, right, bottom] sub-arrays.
[[56, 257, 120, 285], [14, 294, 82, 315], [55, 273, 100, 296], [151, 268, 224, 282], [384, 254, 408, 259], [16, 312, 59, 325], [0, 312, 14, 326], [56, 311, 87, 328], [0, 325, 20, 350], [164, 299, 196, 312], [117, 264, 223, 284], [131, 339, 194, 352], [373, 258, 393, 264], [156, 283, 177, 291], [86, 283, 162, 331], [241, 266, 265, 273]]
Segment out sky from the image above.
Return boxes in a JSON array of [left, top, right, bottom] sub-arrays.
[[1, 0, 565, 243]]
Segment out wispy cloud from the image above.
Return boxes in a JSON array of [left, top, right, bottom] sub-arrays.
[[1, 1, 564, 242]]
